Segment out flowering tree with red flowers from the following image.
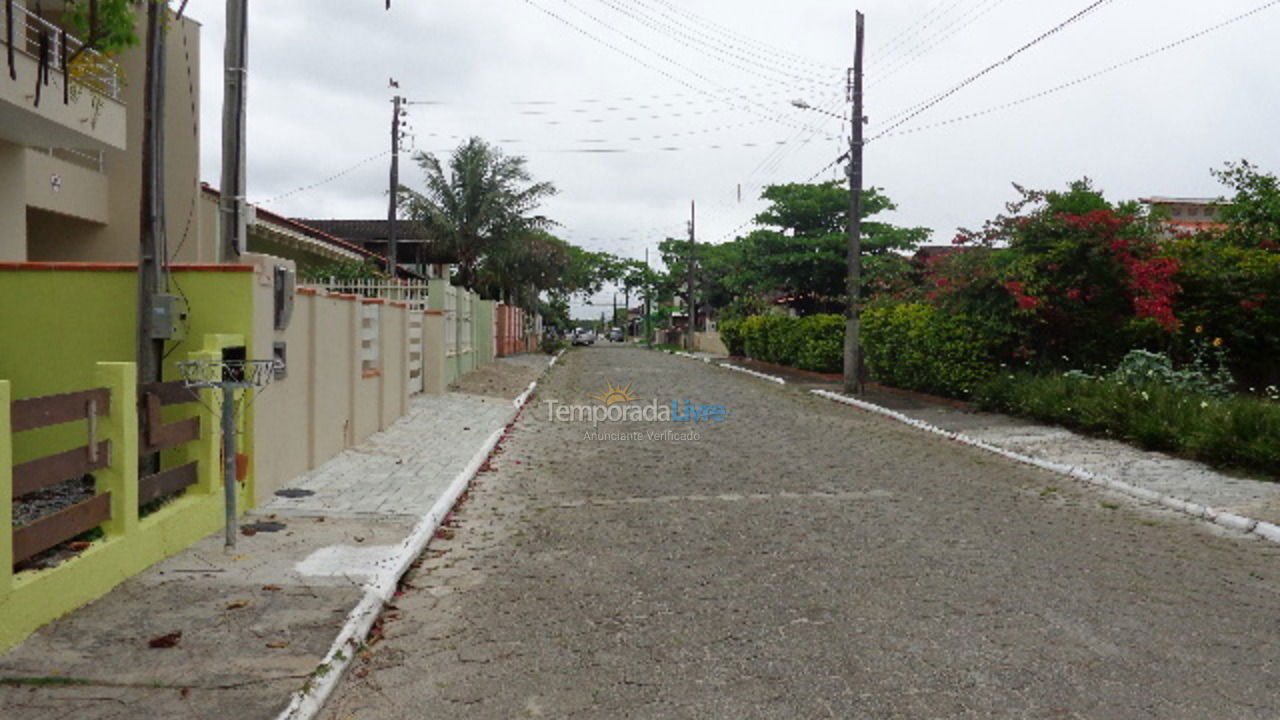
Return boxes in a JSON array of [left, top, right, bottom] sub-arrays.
[[926, 180, 1177, 369]]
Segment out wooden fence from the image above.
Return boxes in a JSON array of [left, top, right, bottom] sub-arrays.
[[1, 343, 239, 652]]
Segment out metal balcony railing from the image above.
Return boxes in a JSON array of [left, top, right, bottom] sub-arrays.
[[1, 3, 123, 102]]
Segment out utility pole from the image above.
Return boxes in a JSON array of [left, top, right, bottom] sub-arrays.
[[137, 0, 167, 388], [387, 91, 402, 276], [219, 0, 248, 262], [843, 12, 865, 395], [612, 292, 617, 329], [685, 201, 696, 351]]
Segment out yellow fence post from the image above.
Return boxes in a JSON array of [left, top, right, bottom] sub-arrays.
[[187, 349, 222, 495], [94, 363, 138, 539], [0, 380, 13, 600]]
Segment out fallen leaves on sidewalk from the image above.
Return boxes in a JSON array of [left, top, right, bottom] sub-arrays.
[[226, 600, 250, 610], [265, 641, 290, 649], [148, 631, 183, 649], [262, 585, 282, 592]]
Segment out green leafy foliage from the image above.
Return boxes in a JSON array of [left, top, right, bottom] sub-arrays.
[[861, 303, 1001, 398], [298, 260, 384, 283], [735, 314, 844, 373], [975, 372, 1280, 478], [718, 318, 745, 356], [65, 0, 142, 58], [735, 182, 930, 313], [1213, 160, 1280, 248], [402, 137, 556, 292]]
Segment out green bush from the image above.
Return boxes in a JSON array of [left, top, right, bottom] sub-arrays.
[[795, 315, 844, 373], [735, 313, 845, 373], [975, 372, 1280, 478], [861, 303, 1000, 398], [719, 319, 746, 356]]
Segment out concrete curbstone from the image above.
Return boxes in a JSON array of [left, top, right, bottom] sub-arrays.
[[277, 349, 563, 720], [804, 388, 1279, 547]]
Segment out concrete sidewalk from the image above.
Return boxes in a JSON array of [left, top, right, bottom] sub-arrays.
[[723, 355, 1280, 529], [0, 355, 550, 720]]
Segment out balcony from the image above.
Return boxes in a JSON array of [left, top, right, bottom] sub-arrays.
[[0, 3, 126, 151]]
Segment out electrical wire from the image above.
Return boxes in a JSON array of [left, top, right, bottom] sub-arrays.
[[254, 150, 391, 206], [871, 0, 1116, 142], [520, 0, 829, 137], [876, 0, 1280, 142], [641, 0, 840, 72], [870, 0, 965, 69], [590, 0, 834, 85], [868, 0, 1013, 88]]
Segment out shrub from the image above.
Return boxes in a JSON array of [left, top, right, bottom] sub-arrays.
[[719, 319, 745, 356], [735, 313, 845, 373], [795, 315, 844, 373], [862, 303, 1000, 398], [975, 372, 1280, 478]]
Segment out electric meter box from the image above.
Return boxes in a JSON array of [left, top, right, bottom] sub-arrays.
[[151, 294, 189, 341]]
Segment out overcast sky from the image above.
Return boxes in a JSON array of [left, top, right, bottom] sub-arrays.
[[186, 0, 1280, 317]]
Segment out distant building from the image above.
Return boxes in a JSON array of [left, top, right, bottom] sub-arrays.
[[295, 219, 455, 278], [1140, 197, 1229, 234]]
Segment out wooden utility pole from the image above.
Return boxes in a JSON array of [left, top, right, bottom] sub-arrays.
[[137, 0, 167, 387], [685, 201, 696, 351], [220, 0, 248, 262], [387, 92, 402, 275], [843, 12, 865, 395]]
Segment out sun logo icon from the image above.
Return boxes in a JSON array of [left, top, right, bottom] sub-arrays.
[[592, 381, 640, 406]]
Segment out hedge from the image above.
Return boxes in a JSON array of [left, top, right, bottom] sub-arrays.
[[726, 314, 844, 373], [975, 372, 1280, 478], [861, 303, 1001, 398]]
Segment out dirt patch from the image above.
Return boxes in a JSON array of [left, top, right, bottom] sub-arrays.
[[448, 353, 550, 399]]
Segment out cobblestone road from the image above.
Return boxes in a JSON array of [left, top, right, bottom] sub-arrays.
[[324, 345, 1280, 719]]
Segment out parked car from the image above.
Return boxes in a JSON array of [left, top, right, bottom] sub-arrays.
[[572, 328, 596, 345], [606, 328, 624, 342]]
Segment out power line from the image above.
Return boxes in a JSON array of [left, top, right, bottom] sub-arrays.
[[870, 0, 965, 68], [871, 0, 1116, 141], [594, 0, 837, 84], [255, 150, 391, 205], [868, 0, 1013, 88], [531, 0, 830, 137], [876, 0, 1280, 142], [642, 0, 840, 72]]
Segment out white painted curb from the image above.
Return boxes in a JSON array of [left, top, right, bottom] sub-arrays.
[[718, 363, 786, 385], [809, 388, 1280, 546], [277, 351, 562, 720]]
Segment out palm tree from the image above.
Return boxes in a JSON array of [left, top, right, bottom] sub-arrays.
[[401, 137, 556, 290]]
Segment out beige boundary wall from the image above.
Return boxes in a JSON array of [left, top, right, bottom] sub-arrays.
[[249, 258, 503, 501], [244, 254, 413, 500]]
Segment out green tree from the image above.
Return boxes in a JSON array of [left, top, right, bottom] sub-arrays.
[[401, 137, 556, 290], [738, 181, 930, 312], [64, 0, 144, 60], [1212, 160, 1280, 249]]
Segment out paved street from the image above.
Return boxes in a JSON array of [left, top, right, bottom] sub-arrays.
[[323, 345, 1280, 719]]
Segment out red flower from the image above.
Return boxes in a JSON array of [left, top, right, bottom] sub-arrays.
[[1066, 288, 1083, 301]]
